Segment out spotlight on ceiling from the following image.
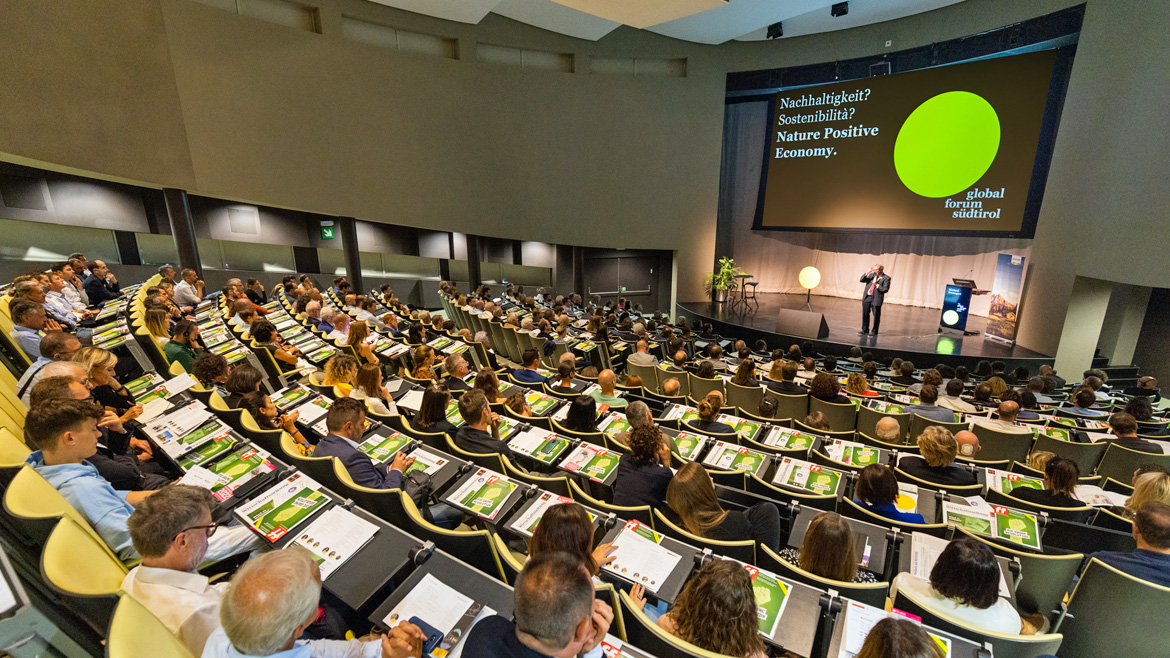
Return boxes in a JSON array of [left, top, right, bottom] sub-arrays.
[[831, 2, 849, 18], [766, 21, 783, 39]]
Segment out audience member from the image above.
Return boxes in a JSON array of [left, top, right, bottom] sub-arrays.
[[777, 512, 878, 583], [685, 391, 735, 435], [613, 425, 673, 509], [1089, 501, 1170, 587], [350, 362, 398, 416], [455, 388, 514, 458], [589, 369, 628, 409], [1010, 457, 1085, 508], [898, 427, 978, 486], [904, 385, 957, 423], [874, 416, 902, 445], [766, 360, 807, 394], [1108, 412, 1162, 452], [412, 384, 456, 435], [512, 348, 549, 384], [164, 320, 203, 372], [321, 354, 358, 396], [855, 464, 926, 524], [528, 503, 616, 577], [854, 617, 944, 658], [237, 391, 311, 455], [666, 462, 780, 551], [15, 331, 80, 405], [809, 372, 850, 404]]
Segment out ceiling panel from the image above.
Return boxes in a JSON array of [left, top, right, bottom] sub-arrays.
[[364, 0, 504, 25], [735, 0, 965, 41], [550, 0, 726, 30], [647, 0, 831, 45], [492, 0, 621, 41]]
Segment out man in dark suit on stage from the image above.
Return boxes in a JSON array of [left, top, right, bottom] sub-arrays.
[[859, 264, 891, 336]]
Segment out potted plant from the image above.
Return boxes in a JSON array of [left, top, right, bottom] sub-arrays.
[[702, 257, 742, 304]]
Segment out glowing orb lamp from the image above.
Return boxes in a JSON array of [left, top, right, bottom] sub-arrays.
[[798, 266, 820, 311]]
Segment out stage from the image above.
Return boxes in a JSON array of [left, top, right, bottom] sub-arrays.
[[678, 293, 1051, 368]]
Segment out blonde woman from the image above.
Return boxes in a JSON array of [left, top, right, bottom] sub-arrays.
[[144, 308, 171, 349], [898, 426, 978, 486], [1126, 471, 1170, 518], [345, 320, 379, 365], [74, 346, 143, 424], [985, 376, 1009, 399], [847, 372, 880, 398], [322, 354, 359, 396]]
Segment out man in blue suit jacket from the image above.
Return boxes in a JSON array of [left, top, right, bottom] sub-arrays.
[[313, 397, 412, 489], [82, 260, 121, 306], [512, 348, 549, 385]]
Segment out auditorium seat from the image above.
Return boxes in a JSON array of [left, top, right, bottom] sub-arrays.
[[687, 373, 724, 401], [2, 465, 123, 565], [792, 420, 855, 440], [764, 392, 808, 422], [107, 593, 195, 658], [568, 479, 655, 529], [625, 362, 658, 393], [857, 432, 919, 453], [970, 424, 1035, 463], [1094, 443, 1170, 484], [1056, 558, 1170, 658], [907, 415, 967, 442], [757, 543, 888, 609], [892, 589, 1063, 658], [655, 368, 689, 398], [444, 434, 505, 473], [1030, 434, 1109, 474], [892, 468, 983, 496], [500, 455, 572, 498], [651, 508, 755, 565], [856, 404, 911, 441], [490, 531, 526, 586], [809, 397, 858, 432], [724, 382, 763, 416], [986, 488, 1094, 524], [41, 516, 127, 636], [840, 498, 949, 538], [331, 461, 411, 529], [401, 495, 508, 583]]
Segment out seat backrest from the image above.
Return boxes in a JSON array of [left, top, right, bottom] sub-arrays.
[[656, 367, 689, 398], [771, 393, 810, 424], [568, 479, 654, 527], [892, 467, 983, 495], [687, 373, 725, 401], [332, 461, 410, 528], [724, 382, 763, 416], [856, 404, 911, 441], [809, 396, 858, 432], [745, 473, 838, 512], [401, 494, 508, 582], [970, 424, 1035, 463], [107, 593, 196, 658], [757, 543, 888, 608], [1095, 442, 1170, 484], [892, 590, 1062, 658], [1059, 557, 1170, 658], [444, 435, 505, 472], [907, 415, 966, 441], [626, 362, 659, 393], [501, 455, 572, 498], [490, 531, 526, 586], [1031, 434, 1108, 474], [42, 516, 127, 634], [0, 427, 31, 467], [839, 498, 949, 537], [985, 488, 1094, 524], [953, 526, 1081, 622]]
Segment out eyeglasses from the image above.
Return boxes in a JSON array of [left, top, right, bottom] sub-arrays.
[[177, 523, 218, 539]]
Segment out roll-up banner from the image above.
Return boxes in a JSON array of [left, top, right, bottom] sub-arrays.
[[985, 253, 1026, 344]]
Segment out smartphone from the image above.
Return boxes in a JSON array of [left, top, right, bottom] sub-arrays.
[[409, 616, 443, 655]]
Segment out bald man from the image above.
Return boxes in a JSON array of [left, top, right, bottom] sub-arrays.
[[874, 416, 903, 445], [627, 340, 658, 367], [662, 377, 681, 397], [589, 369, 628, 408], [975, 401, 1033, 435], [955, 430, 982, 458]]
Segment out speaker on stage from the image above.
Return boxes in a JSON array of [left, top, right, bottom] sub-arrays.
[[775, 308, 830, 339]]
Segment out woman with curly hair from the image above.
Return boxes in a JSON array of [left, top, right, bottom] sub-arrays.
[[322, 354, 358, 396], [846, 372, 880, 398], [613, 425, 672, 508], [985, 376, 1009, 399], [630, 559, 767, 658], [412, 344, 436, 380], [810, 371, 850, 404]]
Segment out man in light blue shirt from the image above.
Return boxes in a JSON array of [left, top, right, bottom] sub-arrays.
[[202, 549, 423, 658], [9, 299, 56, 361], [24, 397, 259, 563], [904, 384, 958, 423], [1066, 387, 1108, 417]]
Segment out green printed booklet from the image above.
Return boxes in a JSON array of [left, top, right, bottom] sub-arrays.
[[525, 390, 560, 416], [1033, 426, 1071, 441], [495, 416, 520, 439], [762, 427, 818, 451], [204, 446, 276, 502], [672, 431, 708, 461], [985, 467, 1044, 495], [602, 520, 681, 594], [306, 345, 337, 362], [236, 472, 331, 542], [507, 492, 585, 538], [402, 449, 449, 476], [702, 441, 769, 476], [428, 337, 454, 351], [597, 412, 632, 437], [448, 468, 517, 520], [824, 439, 881, 467], [159, 419, 233, 459], [444, 399, 467, 428], [560, 443, 620, 482], [741, 564, 792, 637], [123, 372, 164, 396], [507, 428, 571, 463], [941, 502, 1041, 549], [715, 414, 763, 441], [868, 400, 905, 414], [177, 433, 238, 469], [271, 385, 311, 411], [772, 457, 843, 495], [662, 404, 700, 422], [357, 431, 411, 463]]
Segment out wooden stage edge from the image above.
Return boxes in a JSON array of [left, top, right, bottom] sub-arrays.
[[677, 293, 1053, 369]]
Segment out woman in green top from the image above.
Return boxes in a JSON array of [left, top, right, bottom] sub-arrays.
[[164, 319, 203, 372]]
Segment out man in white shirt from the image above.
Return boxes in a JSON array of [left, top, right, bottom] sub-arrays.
[[938, 379, 978, 414], [202, 548, 422, 658], [53, 262, 89, 309], [974, 401, 1033, 435], [121, 485, 228, 657], [174, 268, 205, 310]]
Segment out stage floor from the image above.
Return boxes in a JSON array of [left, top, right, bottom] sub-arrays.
[[679, 293, 1049, 361]]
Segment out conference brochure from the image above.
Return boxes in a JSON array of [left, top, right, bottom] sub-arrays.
[[714, 414, 763, 441], [941, 502, 1041, 549], [122, 371, 164, 396], [1032, 426, 1072, 441], [448, 468, 517, 520], [507, 427, 571, 464], [176, 431, 238, 469], [985, 467, 1044, 495], [762, 427, 819, 451], [507, 492, 594, 538], [740, 563, 792, 637], [598, 637, 655, 658], [602, 520, 681, 594], [357, 431, 411, 463], [559, 443, 620, 482], [824, 439, 881, 467], [662, 404, 701, 422], [773, 457, 843, 496], [402, 448, 449, 477], [867, 400, 905, 414], [908, 532, 1011, 599], [377, 341, 410, 358], [396, 389, 425, 412], [443, 399, 466, 428], [202, 445, 277, 502], [838, 600, 951, 658], [427, 336, 454, 351], [236, 472, 331, 542], [701, 441, 769, 476], [895, 482, 920, 514], [288, 394, 331, 426], [525, 390, 559, 415], [271, 384, 311, 411], [291, 506, 379, 579], [305, 344, 338, 363], [1049, 416, 1108, 431], [672, 431, 708, 461], [597, 412, 632, 438], [381, 573, 495, 658], [1072, 484, 1130, 507]]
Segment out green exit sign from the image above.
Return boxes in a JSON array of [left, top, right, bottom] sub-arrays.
[[321, 227, 335, 239]]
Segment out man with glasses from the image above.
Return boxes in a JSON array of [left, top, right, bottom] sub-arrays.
[[82, 259, 122, 305], [121, 485, 226, 656]]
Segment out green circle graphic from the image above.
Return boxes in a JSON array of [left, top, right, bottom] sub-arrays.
[[894, 91, 1000, 198], [942, 310, 961, 326]]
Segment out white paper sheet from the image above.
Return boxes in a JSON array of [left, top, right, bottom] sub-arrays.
[[397, 389, 425, 412], [910, 532, 1010, 599], [602, 521, 681, 594], [291, 507, 379, 579], [176, 465, 220, 490], [1073, 485, 1130, 507]]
